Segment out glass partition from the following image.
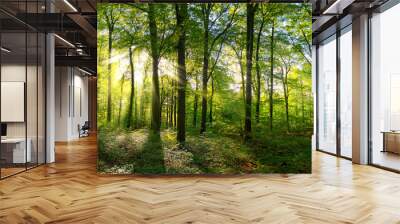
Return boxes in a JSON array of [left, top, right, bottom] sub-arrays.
[[339, 26, 352, 158], [370, 4, 400, 171], [1, 31, 28, 177], [317, 35, 337, 154], [0, 1, 46, 179]]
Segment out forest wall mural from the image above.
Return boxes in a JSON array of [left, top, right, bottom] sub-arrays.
[[97, 3, 312, 174]]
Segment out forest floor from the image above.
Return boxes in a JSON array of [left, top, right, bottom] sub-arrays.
[[98, 127, 311, 174]]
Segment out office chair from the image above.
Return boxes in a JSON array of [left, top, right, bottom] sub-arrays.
[[79, 121, 90, 138]]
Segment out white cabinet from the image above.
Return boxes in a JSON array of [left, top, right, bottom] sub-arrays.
[[1, 138, 32, 163]]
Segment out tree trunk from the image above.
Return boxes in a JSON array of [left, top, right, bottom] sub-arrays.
[[285, 94, 289, 132], [300, 74, 305, 128], [234, 48, 246, 106], [160, 79, 165, 128], [126, 47, 135, 129], [255, 18, 265, 124], [118, 75, 125, 126], [209, 76, 214, 123], [176, 3, 187, 143], [240, 64, 246, 108], [170, 79, 173, 126], [282, 67, 290, 132], [174, 94, 177, 128], [166, 92, 169, 128], [148, 4, 161, 133], [269, 20, 275, 130], [139, 67, 147, 127], [193, 74, 199, 127], [200, 5, 210, 134], [134, 84, 137, 128], [244, 4, 256, 140], [106, 27, 113, 123]]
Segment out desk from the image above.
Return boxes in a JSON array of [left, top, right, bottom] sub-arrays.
[[1, 138, 31, 163], [382, 131, 400, 154]]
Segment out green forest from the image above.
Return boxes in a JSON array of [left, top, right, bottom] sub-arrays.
[[97, 3, 313, 174]]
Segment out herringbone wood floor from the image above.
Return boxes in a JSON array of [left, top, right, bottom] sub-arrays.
[[1, 135, 400, 224]]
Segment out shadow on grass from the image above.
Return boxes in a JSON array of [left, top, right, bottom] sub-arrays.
[[133, 131, 166, 174], [247, 131, 312, 173]]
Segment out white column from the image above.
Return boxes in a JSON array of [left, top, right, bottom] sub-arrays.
[[45, 0, 56, 163], [46, 32, 55, 163], [352, 14, 369, 164]]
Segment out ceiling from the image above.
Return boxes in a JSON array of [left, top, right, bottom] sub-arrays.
[[0, 0, 97, 75], [312, 0, 390, 43], [1, 0, 395, 71]]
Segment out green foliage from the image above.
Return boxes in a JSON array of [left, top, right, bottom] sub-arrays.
[[97, 3, 313, 174]]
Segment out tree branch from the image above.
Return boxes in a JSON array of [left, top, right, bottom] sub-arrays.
[[208, 39, 224, 82], [288, 35, 311, 65], [128, 3, 149, 13], [209, 5, 229, 30], [209, 5, 238, 52]]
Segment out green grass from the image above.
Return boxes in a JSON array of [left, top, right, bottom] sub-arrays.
[[98, 126, 311, 174], [133, 132, 166, 174]]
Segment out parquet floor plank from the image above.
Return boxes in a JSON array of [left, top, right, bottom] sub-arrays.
[[0, 135, 399, 223]]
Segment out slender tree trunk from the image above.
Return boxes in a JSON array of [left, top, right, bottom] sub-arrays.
[[148, 4, 161, 133], [269, 20, 275, 130], [209, 76, 214, 123], [206, 36, 225, 126], [134, 89, 137, 128], [118, 75, 125, 126], [300, 74, 305, 128], [285, 93, 289, 131], [255, 18, 265, 124], [126, 47, 135, 129], [193, 74, 199, 127], [200, 5, 210, 134], [140, 69, 145, 127], [166, 92, 169, 128], [170, 80, 173, 126], [176, 3, 187, 143], [106, 27, 113, 123], [118, 90, 122, 125], [240, 66, 246, 105], [139, 67, 148, 127], [236, 50, 246, 130], [282, 68, 290, 132], [244, 4, 256, 140], [160, 79, 165, 128], [174, 93, 177, 128], [234, 49, 246, 106]]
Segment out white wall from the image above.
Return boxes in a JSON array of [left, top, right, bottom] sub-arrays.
[[71, 72, 89, 138], [55, 66, 70, 141], [55, 67, 89, 141]]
